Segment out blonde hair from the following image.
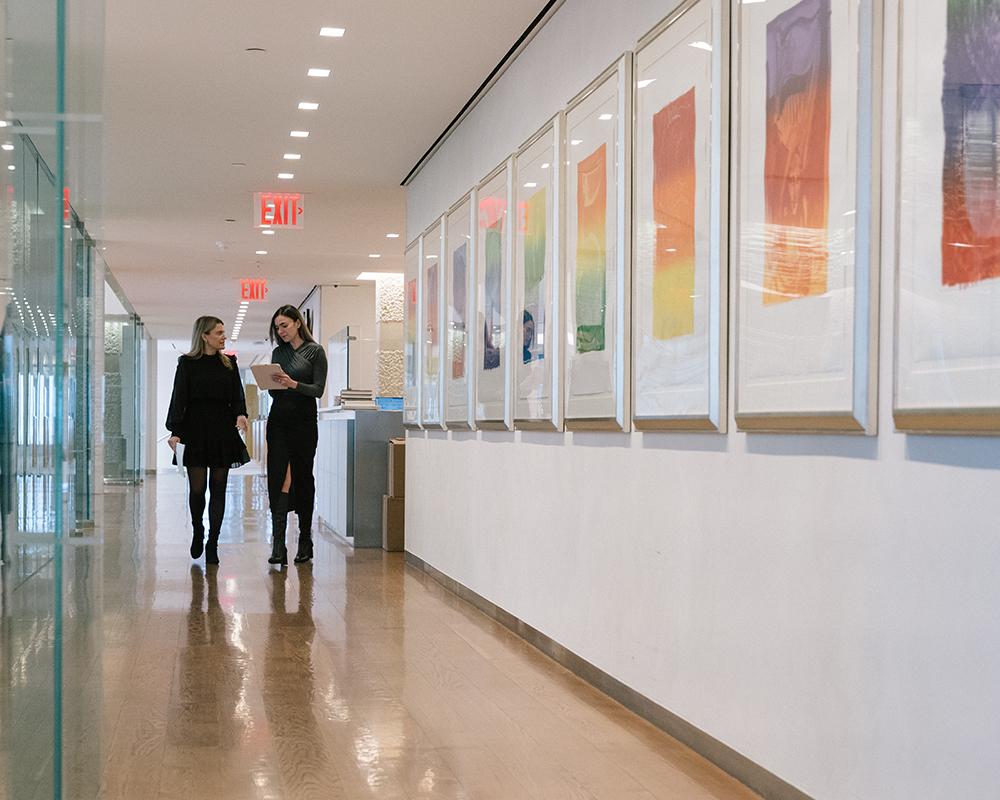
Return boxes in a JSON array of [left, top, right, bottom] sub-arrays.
[[186, 316, 233, 369]]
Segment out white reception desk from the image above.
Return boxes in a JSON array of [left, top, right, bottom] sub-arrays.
[[314, 408, 403, 548]]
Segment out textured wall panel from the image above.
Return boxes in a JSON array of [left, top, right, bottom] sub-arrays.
[[376, 276, 404, 323], [377, 349, 404, 397]]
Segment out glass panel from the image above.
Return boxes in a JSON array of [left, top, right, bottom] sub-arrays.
[[102, 304, 141, 485], [1, 1, 105, 796]]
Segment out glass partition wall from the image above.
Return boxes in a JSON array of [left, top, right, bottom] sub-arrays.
[[103, 284, 144, 485], [1, 0, 106, 797]]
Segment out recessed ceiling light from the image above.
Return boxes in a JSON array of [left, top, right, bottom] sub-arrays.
[[320, 27, 345, 37], [523, 182, 537, 188], [262, 229, 275, 235], [256, 250, 267, 255], [689, 41, 713, 51], [298, 101, 319, 111], [6, 165, 14, 171], [385, 233, 400, 239], [570, 139, 582, 146], [283, 153, 301, 160], [637, 79, 656, 89], [290, 130, 309, 138], [1, 143, 12, 151], [598, 113, 613, 121], [541, 163, 550, 169], [368, 253, 381, 259], [0, 121, 7, 127], [357, 272, 402, 281], [307, 68, 331, 78], [277, 172, 294, 180], [425, 254, 435, 260]]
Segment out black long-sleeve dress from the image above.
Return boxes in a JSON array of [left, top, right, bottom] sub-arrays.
[[166, 353, 251, 468], [265, 341, 327, 517]]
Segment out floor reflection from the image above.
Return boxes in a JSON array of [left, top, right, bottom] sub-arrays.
[[4, 471, 761, 800], [264, 566, 342, 794]]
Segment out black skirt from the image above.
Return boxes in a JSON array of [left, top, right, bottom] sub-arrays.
[[176, 400, 250, 469]]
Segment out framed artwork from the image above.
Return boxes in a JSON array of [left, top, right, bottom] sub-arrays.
[[563, 54, 633, 431], [445, 191, 476, 429], [733, 0, 881, 433], [420, 217, 445, 429], [475, 158, 514, 429], [632, 0, 729, 432], [895, 0, 1000, 434], [513, 115, 563, 430], [403, 238, 422, 428]]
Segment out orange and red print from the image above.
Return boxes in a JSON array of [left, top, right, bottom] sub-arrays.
[[763, 0, 831, 305], [653, 88, 697, 340], [940, 0, 1000, 287]]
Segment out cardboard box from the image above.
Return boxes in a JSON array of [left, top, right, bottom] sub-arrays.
[[382, 495, 405, 551], [387, 438, 406, 498]]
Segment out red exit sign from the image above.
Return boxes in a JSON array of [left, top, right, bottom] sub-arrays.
[[241, 278, 269, 301], [253, 192, 304, 229]]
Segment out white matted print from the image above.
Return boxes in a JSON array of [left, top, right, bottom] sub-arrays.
[[633, 0, 728, 431], [420, 218, 445, 428], [734, 0, 880, 433], [475, 159, 514, 429], [403, 238, 422, 428], [514, 116, 563, 430], [564, 54, 632, 431], [895, 0, 1000, 433], [445, 192, 476, 429]]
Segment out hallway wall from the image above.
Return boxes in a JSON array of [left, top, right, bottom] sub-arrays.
[[404, 2, 1000, 799]]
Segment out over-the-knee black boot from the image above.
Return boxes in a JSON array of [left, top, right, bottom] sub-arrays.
[[190, 521, 205, 559], [205, 529, 220, 565], [294, 513, 313, 563], [268, 492, 289, 565]]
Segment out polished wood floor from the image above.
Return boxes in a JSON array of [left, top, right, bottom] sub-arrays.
[[7, 472, 761, 799]]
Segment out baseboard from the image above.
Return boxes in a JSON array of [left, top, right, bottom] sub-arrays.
[[404, 551, 813, 800]]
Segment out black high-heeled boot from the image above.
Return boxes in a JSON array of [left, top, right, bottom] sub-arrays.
[[190, 522, 205, 559], [294, 513, 313, 563], [268, 492, 289, 565], [205, 531, 220, 565]]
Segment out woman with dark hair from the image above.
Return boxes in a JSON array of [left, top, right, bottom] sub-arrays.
[[265, 304, 328, 565], [166, 316, 250, 564]]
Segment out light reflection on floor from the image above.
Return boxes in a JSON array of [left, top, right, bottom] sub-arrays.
[[1, 471, 761, 800]]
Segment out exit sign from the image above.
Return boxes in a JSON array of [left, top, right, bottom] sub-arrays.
[[253, 192, 304, 229], [241, 278, 269, 301]]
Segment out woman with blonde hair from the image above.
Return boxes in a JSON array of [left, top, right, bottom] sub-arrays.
[[166, 316, 250, 564]]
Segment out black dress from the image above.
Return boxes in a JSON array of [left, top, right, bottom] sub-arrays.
[[166, 354, 251, 469], [266, 341, 327, 516]]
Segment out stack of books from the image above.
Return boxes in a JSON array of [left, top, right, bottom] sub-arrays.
[[339, 388, 377, 409]]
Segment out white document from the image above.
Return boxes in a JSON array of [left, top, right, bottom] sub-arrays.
[[174, 442, 186, 473], [250, 363, 288, 390]]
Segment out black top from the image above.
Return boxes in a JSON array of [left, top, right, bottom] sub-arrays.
[[166, 353, 248, 438], [268, 341, 328, 418]]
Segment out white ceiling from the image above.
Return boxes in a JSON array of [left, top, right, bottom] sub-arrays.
[[99, 0, 546, 340]]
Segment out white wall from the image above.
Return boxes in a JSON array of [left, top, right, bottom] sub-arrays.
[[315, 283, 377, 404], [404, 2, 1000, 799]]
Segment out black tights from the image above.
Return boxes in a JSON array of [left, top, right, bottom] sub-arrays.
[[187, 467, 230, 534]]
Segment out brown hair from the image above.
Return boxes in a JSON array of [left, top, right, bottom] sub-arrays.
[[269, 304, 317, 345], [186, 316, 233, 369]]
